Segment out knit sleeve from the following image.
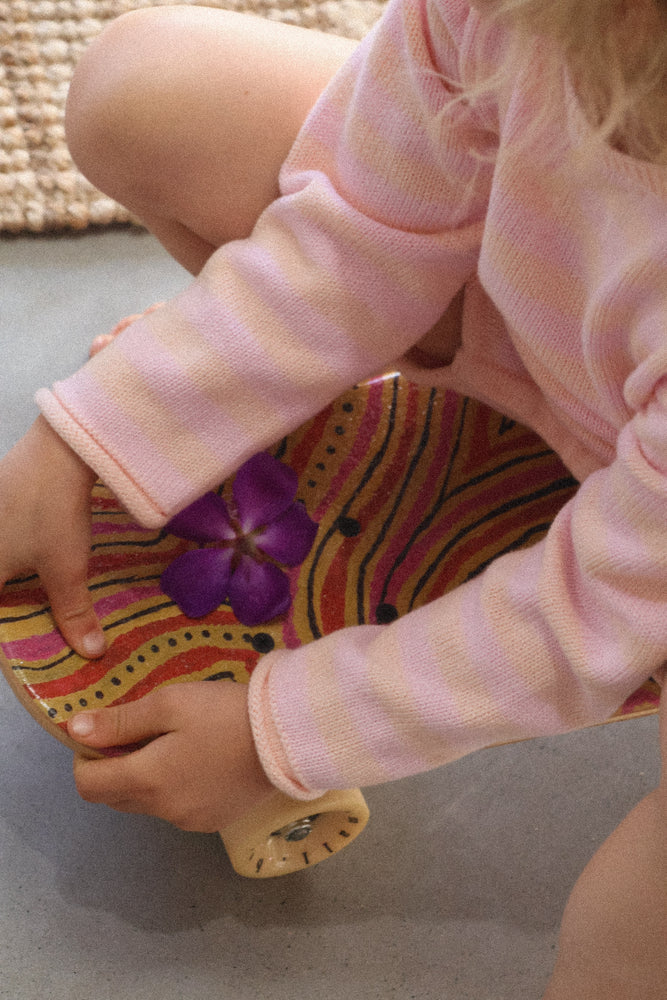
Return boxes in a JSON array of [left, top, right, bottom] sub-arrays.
[[248, 271, 667, 799], [36, 0, 495, 528]]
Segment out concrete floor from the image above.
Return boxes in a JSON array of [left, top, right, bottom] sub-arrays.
[[0, 227, 660, 999]]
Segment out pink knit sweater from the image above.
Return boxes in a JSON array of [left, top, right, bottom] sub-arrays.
[[37, 0, 667, 798]]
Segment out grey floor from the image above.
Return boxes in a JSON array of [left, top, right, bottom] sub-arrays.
[[0, 228, 660, 1000]]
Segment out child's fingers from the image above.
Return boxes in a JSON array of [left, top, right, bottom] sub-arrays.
[[70, 698, 181, 816], [39, 557, 106, 659], [69, 696, 172, 809], [67, 690, 171, 751], [69, 685, 273, 830], [71, 748, 161, 812]]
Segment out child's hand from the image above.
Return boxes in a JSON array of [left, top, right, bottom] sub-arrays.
[[68, 682, 276, 832], [0, 417, 105, 658]]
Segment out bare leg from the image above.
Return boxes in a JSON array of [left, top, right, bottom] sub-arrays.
[[66, 5, 356, 275], [67, 6, 459, 361], [543, 698, 667, 999]]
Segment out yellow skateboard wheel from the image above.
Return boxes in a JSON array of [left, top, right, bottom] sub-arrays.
[[220, 787, 369, 878]]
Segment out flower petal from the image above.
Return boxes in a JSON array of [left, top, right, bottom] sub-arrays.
[[161, 548, 233, 617], [234, 452, 298, 532], [227, 555, 291, 626], [255, 502, 318, 566], [165, 493, 235, 543]]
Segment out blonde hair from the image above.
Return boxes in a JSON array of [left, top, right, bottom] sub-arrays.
[[469, 0, 667, 164]]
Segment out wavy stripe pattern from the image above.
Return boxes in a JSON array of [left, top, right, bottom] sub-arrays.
[[0, 376, 658, 746]]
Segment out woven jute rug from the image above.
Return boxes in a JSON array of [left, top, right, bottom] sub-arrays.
[[0, 0, 384, 233]]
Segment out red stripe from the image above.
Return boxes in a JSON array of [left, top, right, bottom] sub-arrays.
[[27, 607, 242, 701]]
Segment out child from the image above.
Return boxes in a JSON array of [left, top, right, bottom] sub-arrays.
[[0, 0, 665, 993]]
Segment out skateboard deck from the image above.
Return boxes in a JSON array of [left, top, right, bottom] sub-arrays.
[[0, 373, 659, 876]]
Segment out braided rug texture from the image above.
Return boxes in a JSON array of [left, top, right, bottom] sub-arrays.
[[0, 0, 384, 233]]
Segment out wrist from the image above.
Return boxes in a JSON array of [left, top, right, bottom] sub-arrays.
[[237, 683, 276, 803], [32, 415, 97, 489]]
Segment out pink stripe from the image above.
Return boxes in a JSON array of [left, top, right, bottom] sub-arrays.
[[314, 378, 385, 520], [193, 244, 385, 373], [265, 186, 470, 339], [271, 652, 352, 789], [114, 314, 251, 460], [93, 584, 165, 620], [91, 520, 147, 536], [177, 277, 379, 421], [368, 389, 462, 609], [176, 279, 318, 390], [1, 585, 165, 663], [339, 661, 436, 779], [2, 630, 66, 661]]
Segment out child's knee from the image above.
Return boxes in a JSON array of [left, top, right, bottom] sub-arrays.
[[65, 8, 178, 194], [547, 790, 667, 998]]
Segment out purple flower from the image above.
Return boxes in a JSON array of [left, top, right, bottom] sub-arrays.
[[161, 453, 317, 626]]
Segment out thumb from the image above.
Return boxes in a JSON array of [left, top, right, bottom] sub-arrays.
[[67, 692, 169, 752]]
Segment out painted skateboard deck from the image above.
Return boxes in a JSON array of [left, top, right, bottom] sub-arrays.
[[0, 374, 659, 876]]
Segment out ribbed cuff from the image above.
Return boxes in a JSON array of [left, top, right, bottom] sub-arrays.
[[248, 653, 326, 802], [36, 388, 167, 529]]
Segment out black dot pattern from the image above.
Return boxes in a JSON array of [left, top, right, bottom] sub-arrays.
[[376, 603, 399, 624], [336, 516, 361, 537], [49, 617, 278, 721]]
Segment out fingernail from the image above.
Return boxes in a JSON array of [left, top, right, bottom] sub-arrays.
[[81, 631, 106, 658], [69, 713, 95, 737]]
